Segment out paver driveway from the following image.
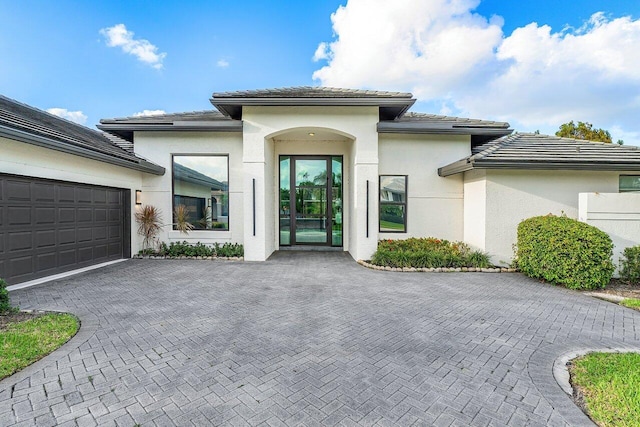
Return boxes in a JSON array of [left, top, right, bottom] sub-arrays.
[[2, 252, 640, 426]]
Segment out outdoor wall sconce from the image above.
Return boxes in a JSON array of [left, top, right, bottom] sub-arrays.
[[135, 190, 142, 205]]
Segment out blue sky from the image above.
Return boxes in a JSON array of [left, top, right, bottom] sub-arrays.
[[1, 1, 639, 144]]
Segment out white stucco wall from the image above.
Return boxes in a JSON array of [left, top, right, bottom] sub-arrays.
[[242, 106, 380, 261], [463, 169, 486, 251], [579, 192, 640, 272], [0, 136, 144, 250], [133, 131, 243, 249], [378, 134, 469, 242], [481, 170, 628, 266]]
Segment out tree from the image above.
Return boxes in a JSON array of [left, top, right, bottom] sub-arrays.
[[555, 121, 612, 143]]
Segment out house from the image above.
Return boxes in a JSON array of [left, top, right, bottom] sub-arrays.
[[1, 87, 640, 285]]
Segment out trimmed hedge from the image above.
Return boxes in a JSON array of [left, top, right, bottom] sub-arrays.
[[516, 215, 614, 290], [620, 245, 640, 285], [370, 237, 491, 268]]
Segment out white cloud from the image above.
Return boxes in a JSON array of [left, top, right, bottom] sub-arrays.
[[132, 109, 166, 117], [217, 59, 229, 68], [46, 108, 88, 125], [313, 1, 640, 144], [100, 24, 166, 69]]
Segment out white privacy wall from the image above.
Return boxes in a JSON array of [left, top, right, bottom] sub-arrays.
[[479, 170, 625, 265], [133, 131, 244, 250], [0, 136, 144, 250], [579, 192, 640, 272], [378, 134, 469, 242]]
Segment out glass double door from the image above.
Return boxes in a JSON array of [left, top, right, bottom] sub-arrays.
[[279, 156, 343, 246]]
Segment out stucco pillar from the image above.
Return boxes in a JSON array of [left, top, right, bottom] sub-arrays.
[[350, 135, 379, 261], [242, 123, 270, 261]]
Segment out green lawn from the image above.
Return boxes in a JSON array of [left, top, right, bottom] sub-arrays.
[[620, 298, 640, 310], [570, 352, 640, 426], [379, 220, 404, 231], [0, 313, 79, 380]]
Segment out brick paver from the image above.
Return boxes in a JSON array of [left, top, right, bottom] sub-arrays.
[[3, 252, 640, 426]]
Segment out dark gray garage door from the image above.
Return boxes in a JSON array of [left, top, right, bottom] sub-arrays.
[[0, 174, 130, 285]]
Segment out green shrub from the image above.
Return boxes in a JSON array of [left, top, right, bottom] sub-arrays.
[[620, 245, 640, 285], [0, 278, 17, 314], [154, 241, 244, 258], [370, 238, 490, 268], [516, 215, 614, 290]]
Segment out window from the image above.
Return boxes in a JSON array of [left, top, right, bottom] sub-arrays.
[[172, 155, 229, 230], [379, 175, 407, 233], [620, 175, 640, 192]]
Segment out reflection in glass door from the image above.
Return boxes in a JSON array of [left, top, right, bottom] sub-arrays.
[[279, 155, 342, 246]]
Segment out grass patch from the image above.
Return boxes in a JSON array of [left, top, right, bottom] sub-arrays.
[[620, 298, 640, 310], [570, 352, 640, 426], [0, 313, 79, 380], [379, 220, 404, 231]]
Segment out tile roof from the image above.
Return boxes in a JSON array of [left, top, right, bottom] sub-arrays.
[[212, 86, 413, 99], [439, 132, 640, 176], [0, 95, 164, 175], [100, 110, 229, 124], [98, 110, 242, 141], [398, 112, 510, 129]]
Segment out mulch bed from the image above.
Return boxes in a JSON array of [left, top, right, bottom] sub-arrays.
[[0, 312, 43, 331], [599, 279, 640, 299]]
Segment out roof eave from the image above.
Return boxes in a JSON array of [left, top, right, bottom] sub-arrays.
[[439, 159, 640, 177], [0, 124, 165, 176], [210, 97, 416, 120], [438, 159, 474, 177], [97, 121, 244, 142], [378, 122, 512, 136]]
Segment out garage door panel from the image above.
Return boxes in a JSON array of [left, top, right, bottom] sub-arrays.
[[93, 189, 106, 204], [109, 225, 121, 239], [77, 228, 93, 242], [108, 242, 122, 256], [9, 231, 32, 251], [35, 230, 56, 248], [58, 229, 76, 245], [94, 245, 108, 259], [58, 249, 76, 266], [77, 188, 92, 203], [57, 186, 75, 202], [9, 256, 34, 276], [59, 208, 75, 223], [6, 180, 30, 201], [0, 174, 128, 285], [109, 208, 120, 221], [36, 253, 57, 271], [95, 209, 107, 222], [107, 190, 120, 204], [8, 207, 31, 225], [78, 247, 94, 262], [77, 208, 92, 222], [35, 207, 56, 224], [34, 183, 55, 202], [94, 227, 107, 240]]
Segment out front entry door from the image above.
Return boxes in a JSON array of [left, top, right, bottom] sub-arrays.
[[279, 156, 343, 247]]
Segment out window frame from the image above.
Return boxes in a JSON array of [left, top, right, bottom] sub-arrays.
[[171, 154, 230, 231], [619, 175, 640, 193], [378, 175, 408, 233]]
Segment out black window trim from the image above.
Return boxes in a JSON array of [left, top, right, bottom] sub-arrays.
[[378, 174, 408, 233], [171, 153, 230, 231]]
